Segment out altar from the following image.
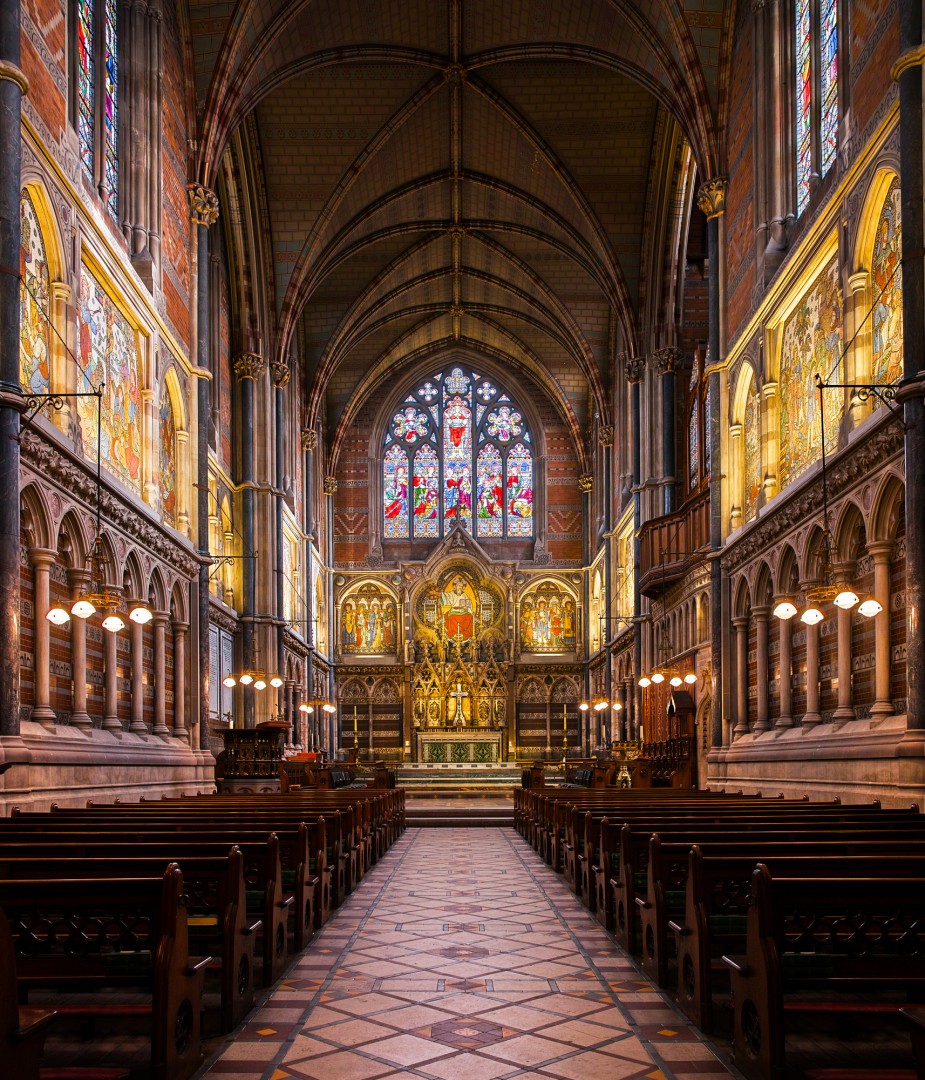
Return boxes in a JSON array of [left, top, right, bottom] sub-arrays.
[[416, 728, 503, 763]]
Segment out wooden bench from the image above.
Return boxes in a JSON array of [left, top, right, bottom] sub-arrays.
[[0, 847, 258, 1033], [1, 865, 210, 1080], [723, 865, 925, 1080]]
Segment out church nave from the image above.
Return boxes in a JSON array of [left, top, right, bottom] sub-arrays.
[[197, 828, 735, 1080]]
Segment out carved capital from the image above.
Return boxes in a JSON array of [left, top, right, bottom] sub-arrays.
[[653, 346, 681, 376], [233, 352, 266, 382], [323, 476, 338, 496], [301, 428, 318, 452], [623, 354, 646, 384], [270, 361, 290, 388], [187, 184, 219, 227], [598, 424, 614, 447], [578, 474, 593, 494], [697, 177, 728, 219]]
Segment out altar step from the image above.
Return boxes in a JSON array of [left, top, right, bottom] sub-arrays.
[[405, 800, 515, 828]]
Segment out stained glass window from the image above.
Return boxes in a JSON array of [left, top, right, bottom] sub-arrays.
[[477, 444, 503, 537], [76, 263, 142, 491], [871, 177, 903, 388], [795, 0, 838, 216], [795, 0, 812, 216], [76, 0, 95, 184], [19, 191, 51, 396], [383, 367, 533, 539], [103, 0, 119, 218], [820, 0, 838, 175], [413, 444, 439, 537], [74, 0, 119, 218], [383, 445, 409, 538], [688, 400, 699, 490], [507, 443, 533, 536], [159, 387, 176, 526]]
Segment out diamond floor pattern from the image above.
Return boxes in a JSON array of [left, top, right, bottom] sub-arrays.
[[195, 828, 739, 1079]]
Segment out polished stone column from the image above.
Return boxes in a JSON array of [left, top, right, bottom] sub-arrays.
[[0, 10, 28, 740], [733, 616, 749, 738], [189, 184, 219, 751], [68, 569, 92, 731], [152, 612, 170, 738], [776, 607, 793, 728], [129, 610, 147, 735], [272, 361, 289, 728], [102, 628, 121, 733], [172, 619, 188, 741], [654, 347, 680, 514], [698, 177, 728, 751], [29, 549, 58, 729], [832, 600, 855, 726], [868, 542, 894, 720], [579, 472, 593, 755], [625, 354, 646, 741], [753, 605, 770, 733], [803, 615, 822, 729], [896, 4, 925, 737], [236, 352, 266, 730]]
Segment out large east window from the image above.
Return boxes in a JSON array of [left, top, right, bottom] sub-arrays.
[[795, 0, 839, 216], [383, 367, 534, 541]]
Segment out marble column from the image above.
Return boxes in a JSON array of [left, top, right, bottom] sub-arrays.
[[172, 620, 189, 741], [625, 354, 646, 742], [29, 549, 58, 729], [753, 605, 770, 733], [129, 611, 147, 735], [733, 617, 750, 738], [698, 177, 728, 751], [832, 600, 855, 725], [102, 627, 121, 734], [803, 617, 822, 729], [776, 608, 793, 728], [897, 3, 925, 736], [272, 360, 289, 728], [68, 569, 92, 730], [236, 352, 266, 730], [654, 347, 680, 514], [869, 542, 894, 720], [152, 612, 170, 738], [189, 183, 219, 751], [0, 5, 27, 740]]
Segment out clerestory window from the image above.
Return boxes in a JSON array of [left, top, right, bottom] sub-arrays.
[[795, 0, 839, 216], [383, 367, 534, 541]]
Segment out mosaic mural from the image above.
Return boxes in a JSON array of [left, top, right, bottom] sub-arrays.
[[19, 191, 50, 396], [77, 264, 143, 491], [743, 376, 761, 523], [871, 176, 903, 388], [341, 584, 398, 654], [520, 584, 577, 652], [778, 255, 844, 488], [158, 386, 176, 526]]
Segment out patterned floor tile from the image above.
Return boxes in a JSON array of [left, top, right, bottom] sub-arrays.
[[195, 828, 740, 1080]]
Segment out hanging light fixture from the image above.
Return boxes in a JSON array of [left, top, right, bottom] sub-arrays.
[[46, 532, 151, 633]]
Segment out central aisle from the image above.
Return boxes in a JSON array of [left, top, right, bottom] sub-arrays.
[[199, 829, 737, 1079]]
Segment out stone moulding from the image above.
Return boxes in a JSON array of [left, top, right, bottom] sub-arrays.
[[721, 418, 904, 575], [20, 428, 201, 580]]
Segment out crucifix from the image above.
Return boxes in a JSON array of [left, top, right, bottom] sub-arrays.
[[450, 681, 467, 726]]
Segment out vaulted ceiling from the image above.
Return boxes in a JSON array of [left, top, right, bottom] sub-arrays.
[[186, 0, 734, 449]]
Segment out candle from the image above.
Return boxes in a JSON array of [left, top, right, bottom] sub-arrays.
[[562, 703, 567, 732], [353, 705, 357, 731]]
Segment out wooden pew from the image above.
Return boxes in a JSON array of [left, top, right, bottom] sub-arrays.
[[723, 865, 925, 1080], [2, 865, 210, 1080], [0, 847, 258, 1033], [671, 843, 925, 1033]]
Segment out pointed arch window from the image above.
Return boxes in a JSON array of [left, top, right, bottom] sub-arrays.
[[72, 0, 120, 219], [795, 0, 839, 216], [383, 367, 533, 540]]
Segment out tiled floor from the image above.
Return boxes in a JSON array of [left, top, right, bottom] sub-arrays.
[[196, 828, 739, 1079]]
